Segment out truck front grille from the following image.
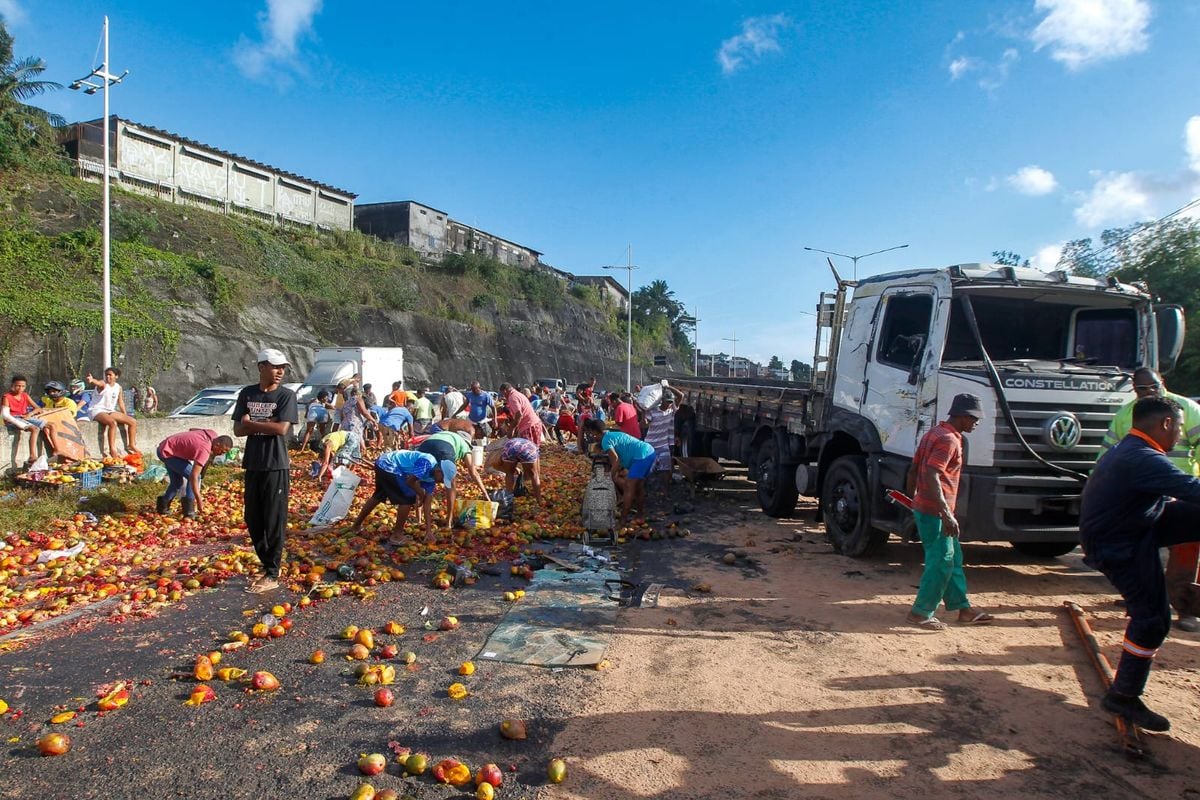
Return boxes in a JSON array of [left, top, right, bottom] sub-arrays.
[[992, 400, 1117, 471]]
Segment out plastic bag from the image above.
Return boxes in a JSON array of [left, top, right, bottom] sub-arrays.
[[493, 489, 515, 521], [36, 541, 85, 563], [28, 454, 49, 473], [138, 464, 168, 482], [310, 466, 362, 526], [454, 497, 498, 530]]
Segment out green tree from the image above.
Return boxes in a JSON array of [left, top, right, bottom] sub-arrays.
[[991, 250, 1029, 267], [768, 355, 783, 370], [790, 359, 812, 383], [632, 278, 692, 355], [0, 19, 66, 170], [1109, 219, 1200, 393]]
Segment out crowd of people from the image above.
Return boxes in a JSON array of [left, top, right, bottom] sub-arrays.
[[2, 369, 162, 470], [225, 350, 683, 593]]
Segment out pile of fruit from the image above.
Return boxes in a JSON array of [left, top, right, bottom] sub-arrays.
[[62, 460, 105, 474], [0, 443, 659, 638], [17, 470, 77, 486]]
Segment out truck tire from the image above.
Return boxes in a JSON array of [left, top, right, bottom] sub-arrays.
[[755, 437, 798, 518], [821, 455, 888, 557], [1011, 541, 1078, 558], [679, 419, 709, 459]]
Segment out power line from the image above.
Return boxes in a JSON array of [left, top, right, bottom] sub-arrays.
[[1061, 194, 1200, 271]]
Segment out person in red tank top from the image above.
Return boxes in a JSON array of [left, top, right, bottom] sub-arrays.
[[2, 375, 43, 469]]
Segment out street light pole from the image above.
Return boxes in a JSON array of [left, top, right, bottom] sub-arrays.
[[723, 331, 739, 378], [804, 242, 909, 281], [71, 16, 128, 369], [602, 245, 639, 392]]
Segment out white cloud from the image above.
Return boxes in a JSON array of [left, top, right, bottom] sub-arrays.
[[1073, 171, 1153, 227], [0, 0, 26, 24], [1006, 165, 1059, 195], [717, 14, 792, 75], [946, 45, 1018, 90], [1030, 243, 1065, 270], [1030, 0, 1150, 70], [233, 0, 323, 81], [1186, 115, 1200, 173], [948, 56, 976, 80]]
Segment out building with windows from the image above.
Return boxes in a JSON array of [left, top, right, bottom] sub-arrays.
[[353, 201, 542, 268], [58, 117, 355, 230], [568, 275, 629, 313]]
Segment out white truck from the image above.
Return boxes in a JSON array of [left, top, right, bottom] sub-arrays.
[[671, 263, 1185, 558], [294, 347, 404, 419]]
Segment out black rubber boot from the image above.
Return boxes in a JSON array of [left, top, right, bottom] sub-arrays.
[[181, 497, 196, 519], [1102, 691, 1170, 732], [156, 495, 170, 515]]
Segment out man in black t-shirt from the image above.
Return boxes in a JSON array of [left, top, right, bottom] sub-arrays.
[[232, 348, 298, 594]]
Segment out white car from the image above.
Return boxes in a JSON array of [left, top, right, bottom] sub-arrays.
[[168, 385, 242, 418]]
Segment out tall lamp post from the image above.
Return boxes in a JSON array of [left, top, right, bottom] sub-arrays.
[[804, 243, 909, 281], [723, 331, 740, 378], [71, 16, 128, 369], [602, 245, 638, 392]]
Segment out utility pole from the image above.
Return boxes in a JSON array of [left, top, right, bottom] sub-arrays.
[[692, 305, 700, 376], [602, 245, 639, 392], [723, 331, 740, 378], [71, 17, 128, 369]]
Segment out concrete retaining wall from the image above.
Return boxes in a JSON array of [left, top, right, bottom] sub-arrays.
[[2, 415, 244, 472]]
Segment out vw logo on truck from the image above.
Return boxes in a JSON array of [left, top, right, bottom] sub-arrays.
[[1043, 412, 1082, 451]]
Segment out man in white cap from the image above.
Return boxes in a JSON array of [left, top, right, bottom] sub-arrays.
[[232, 348, 298, 593]]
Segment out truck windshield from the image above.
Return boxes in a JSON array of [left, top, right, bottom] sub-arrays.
[[944, 294, 1138, 368]]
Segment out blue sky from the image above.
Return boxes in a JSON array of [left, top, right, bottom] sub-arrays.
[[5, 0, 1200, 368]]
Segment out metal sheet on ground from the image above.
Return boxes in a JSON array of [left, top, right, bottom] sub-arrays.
[[476, 567, 619, 667]]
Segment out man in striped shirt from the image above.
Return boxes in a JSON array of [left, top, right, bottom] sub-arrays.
[[642, 382, 683, 493], [1097, 368, 1200, 633]]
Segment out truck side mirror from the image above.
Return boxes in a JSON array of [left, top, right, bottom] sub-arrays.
[[1155, 304, 1185, 374]]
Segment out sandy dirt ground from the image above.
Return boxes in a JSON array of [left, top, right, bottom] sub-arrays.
[[544, 476, 1200, 800]]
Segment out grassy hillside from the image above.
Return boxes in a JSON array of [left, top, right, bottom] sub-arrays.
[[0, 168, 669, 377]]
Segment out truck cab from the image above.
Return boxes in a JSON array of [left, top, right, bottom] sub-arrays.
[[817, 264, 1183, 556], [671, 263, 1185, 558]]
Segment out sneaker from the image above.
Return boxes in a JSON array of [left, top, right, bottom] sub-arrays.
[[1101, 691, 1170, 732], [244, 576, 280, 594], [1176, 615, 1200, 633]]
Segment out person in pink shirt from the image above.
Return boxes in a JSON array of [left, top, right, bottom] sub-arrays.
[[613, 392, 642, 438], [501, 382, 542, 448], [155, 428, 234, 518]]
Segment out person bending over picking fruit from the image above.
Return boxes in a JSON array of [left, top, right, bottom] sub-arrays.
[[484, 437, 543, 505], [349, 449, 440, 544], [155, 429, 233, 518], [584, 418, 655, 528]]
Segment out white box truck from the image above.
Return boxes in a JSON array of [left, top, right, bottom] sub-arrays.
[[294, 347, 404, 420]]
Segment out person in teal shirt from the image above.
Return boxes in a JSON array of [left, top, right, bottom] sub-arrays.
[[584, 419, 655, 528], [1098, 368, 1200, 633]]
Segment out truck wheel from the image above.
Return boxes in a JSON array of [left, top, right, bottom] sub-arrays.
[[821, 455, 888, 557], [1011, 541, 1078, 558], [755, 437, 798, 518], [679, 419, 708, 458]]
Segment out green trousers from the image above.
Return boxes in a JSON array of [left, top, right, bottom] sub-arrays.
[[911, 510, 971, 618]]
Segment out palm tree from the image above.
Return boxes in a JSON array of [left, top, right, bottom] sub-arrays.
[[0, 20, 65, 127]]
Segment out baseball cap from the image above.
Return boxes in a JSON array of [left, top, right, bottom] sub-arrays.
[[256, 348, 289, 366], [949, 393, 984, 419], [44, 381, 66, 392]]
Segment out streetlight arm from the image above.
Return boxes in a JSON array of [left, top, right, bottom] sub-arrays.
[[803, 246, 854, 261], [856, 243, 909, 260]]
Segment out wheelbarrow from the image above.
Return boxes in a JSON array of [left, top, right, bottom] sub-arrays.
[[673, 456, 725, 497]]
